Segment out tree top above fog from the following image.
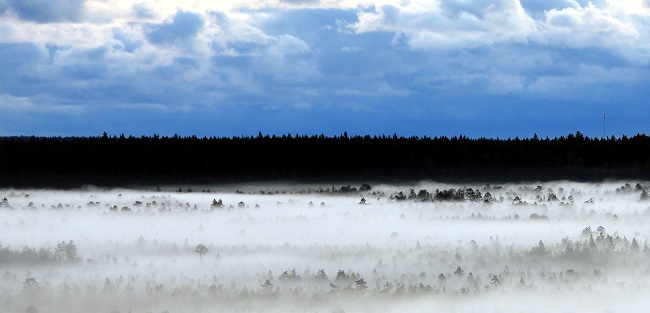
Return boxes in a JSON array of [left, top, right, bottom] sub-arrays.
[[0, 132, 648, 187]]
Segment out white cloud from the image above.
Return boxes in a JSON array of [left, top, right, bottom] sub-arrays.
[[0, 93, 33, 110], [253, 34, 318, 82], [353, 0, 538, 50], [0, 93, 82, 113], [267, 34, 311, 56], [541, 4, 640, 48], [350, 0, 650, 65], [225, 21, 274, 46], [1, 0, 650, 122]]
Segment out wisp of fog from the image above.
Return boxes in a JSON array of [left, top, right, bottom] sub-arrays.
[[1, 181, 650, 313]]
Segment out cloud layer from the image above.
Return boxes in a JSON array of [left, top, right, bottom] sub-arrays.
[[0, 0, 649, 137]]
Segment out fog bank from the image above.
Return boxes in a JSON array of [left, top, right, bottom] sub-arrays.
[[1, 181, 649, 312]]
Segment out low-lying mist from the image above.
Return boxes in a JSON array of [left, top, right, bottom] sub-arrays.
[[1, 181, 650, 312]]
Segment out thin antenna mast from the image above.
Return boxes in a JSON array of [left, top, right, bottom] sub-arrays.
[[603, 112, 606, 139]]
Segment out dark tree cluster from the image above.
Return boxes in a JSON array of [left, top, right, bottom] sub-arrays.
[[0, 241, 78, 265], [0, 132, 649, 187]]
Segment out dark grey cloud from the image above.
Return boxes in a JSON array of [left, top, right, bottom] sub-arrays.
[[6, 0, 85, 23], [144, 10, 204, 45]]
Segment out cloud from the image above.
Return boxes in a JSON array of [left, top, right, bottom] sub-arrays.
[[526, 64, 641, 100], [0, 1, 649, 136], [207, 10, 276, 56], [486, 75, 524, 95], [279, 0, 321, 5], [0, 42, 46, 93], [0, 93, 33, 110], [253, 33, 318, 82], [60, 53, 110, 80], [341, 46, 362, 52], [377, 81, 409, 96], [353, 0, 537, 50], [133, 2, 154, 19], [112, 26, 144, 53], [144, 10, 204, 45], [350, 0, 650, 71], [520, 0, 580, 18], [206, 10, 318, 83], [541, 5, 640, 50], [0, 93, 82, 113], [5, 0, 86, 23], [267, 34, 311, 56]]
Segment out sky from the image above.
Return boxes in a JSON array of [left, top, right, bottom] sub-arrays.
[[0, 0, 649, 138]]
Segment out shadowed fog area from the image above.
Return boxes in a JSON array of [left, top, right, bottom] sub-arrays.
[[2, 181, 650, 312]]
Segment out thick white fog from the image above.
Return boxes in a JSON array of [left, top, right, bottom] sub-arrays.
[[1, 181, 650, 312]]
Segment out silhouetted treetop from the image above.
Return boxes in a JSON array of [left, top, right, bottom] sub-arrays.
[[0, 132, 648, 187]]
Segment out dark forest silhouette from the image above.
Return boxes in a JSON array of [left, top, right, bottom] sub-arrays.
[[0, 132, 649, 187]]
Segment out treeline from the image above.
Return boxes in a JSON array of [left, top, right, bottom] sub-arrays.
[[0, 132, 649, 187], [0, 241, 79, 265]]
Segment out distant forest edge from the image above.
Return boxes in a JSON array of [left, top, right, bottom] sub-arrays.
[[1, 132, 649, 188]]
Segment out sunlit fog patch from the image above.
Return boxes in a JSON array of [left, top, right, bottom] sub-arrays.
[[1, 181, 650, 312]]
